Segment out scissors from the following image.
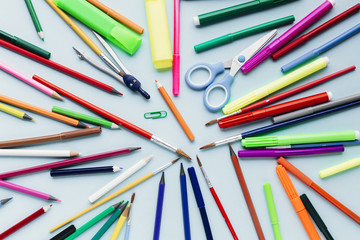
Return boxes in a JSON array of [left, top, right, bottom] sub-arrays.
[[185, 29, 277, 112]]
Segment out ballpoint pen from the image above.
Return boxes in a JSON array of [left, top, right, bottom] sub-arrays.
[[93, 31, 150, 99], [180, 163, 191, 240]]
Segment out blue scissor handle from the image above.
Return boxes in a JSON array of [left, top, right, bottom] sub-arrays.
[[185, 62, 225, 90], [203, 73, 234, 112]]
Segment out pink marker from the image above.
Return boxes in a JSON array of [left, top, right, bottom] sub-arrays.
[[0, 61, 63, 100], [0, 179, 60, 201], [173, 0, 180, 95], [241, 0, 335, 73]]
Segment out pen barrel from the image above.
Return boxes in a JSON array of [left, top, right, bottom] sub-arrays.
[[173, 54, 180, 95], [25, 0, 43, 32], [0, 134, 60, 148], [50, 166, 115, 176], [238, 146, 344, 157], [319, 158, 360, 178], [199, 207, 213, 240], [153, 184, 165, 240], [180, 175, 191, 240], [220, 92, 330, 128], [0, 180, 49, 200], [281, 51, 318, 73], [59, 127, 102, 140], [290, 198, 321, 240]]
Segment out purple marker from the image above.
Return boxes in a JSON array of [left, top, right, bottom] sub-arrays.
[[241, 0, 335, 73], [238, 145, 344, 157]]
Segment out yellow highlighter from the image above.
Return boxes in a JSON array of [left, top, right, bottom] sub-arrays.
[[222, 57, 329, 114], [319, 158, 360, 178], [145, 0, 173, 69], [110, 204, 130, 240]]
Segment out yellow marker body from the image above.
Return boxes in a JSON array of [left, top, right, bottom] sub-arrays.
[[145, 0, 173, 69], [319, 158, 360, 178], [222, 57, 329, 114]]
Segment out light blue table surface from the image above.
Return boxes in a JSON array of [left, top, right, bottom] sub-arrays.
[[0, 0, 359, 239]]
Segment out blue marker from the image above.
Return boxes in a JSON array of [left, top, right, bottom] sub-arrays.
[[282, 23, 360, 73]]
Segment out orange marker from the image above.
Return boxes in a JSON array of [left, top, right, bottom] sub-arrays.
[[85, 0, 144, 34], [0, 94, 86, 128], [155, 80, 195, 141], [278, 157, 360, 225], [276, 165, 320, 240]]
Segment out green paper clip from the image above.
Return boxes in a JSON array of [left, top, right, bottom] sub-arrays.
[[144, 111, 167, 119]]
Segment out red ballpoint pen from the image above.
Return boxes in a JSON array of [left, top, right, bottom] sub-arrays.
[[272, 4, 360, 60], [219, 92, 331, 128]]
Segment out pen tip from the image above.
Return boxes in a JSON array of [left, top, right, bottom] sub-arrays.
[[205, 119, 217, 126], [200, 143, 215, 150], [196, 155, 202, 167], [176, 149, 191, 160], [160, 172, 165, 184]]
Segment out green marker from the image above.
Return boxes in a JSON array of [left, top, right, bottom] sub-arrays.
[[194, 15, 295, 53], [52, 106, 120, 129], [65, 201, 123, 240], [91, 202, 128, 240], [53, 0, 142, 55], [193, 0, 295, 26], [242, 130, 360, 148], [264, 183, 281, 240]]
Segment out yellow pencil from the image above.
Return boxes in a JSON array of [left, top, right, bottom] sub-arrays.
[[110, 203, 130, 240], [0, 102, 34, 121], [49, 158, 180, 232]]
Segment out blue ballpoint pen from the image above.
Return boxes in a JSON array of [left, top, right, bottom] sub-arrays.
[[153, 172, 165, 240], [187, 167, 213, 240], [282, 23, 360, 72], [180, 163, 191, 240]]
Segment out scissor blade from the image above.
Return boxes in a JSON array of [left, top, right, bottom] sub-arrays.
[[229, 29, 277, 76]]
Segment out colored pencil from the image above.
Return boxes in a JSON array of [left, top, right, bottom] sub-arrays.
[[272, 4, 360, 60], [50, 166, 122, 177], [110, 201, 131, 240], [0, 102, 34, 121], [180, 163, 191, 240], [92, 202, 127, 240], [187, 166, 213, 240], [51, 105, 120, 129], [0, 147, 139, 179], [0, 127, 101, 148], [24, 0, 44, 40], [50, 225, 76, 240], [124, 193, 136, 240], [0, 149, 79, 157], [206, 66, 355, 126], [0, 179, 59, 201], [200, 99, 360, 150], [85, 0, 144, 34], [0, 94, 87, 128], [0, 39, 121, 95], [278, 157, 360, 225], [32, 76, 191, 159], [300, 194, 334, 240], [65, 202, 122, 240], [0, 197, 12, 206], [153, 173, 165, 240], [276, 165, 321, 239], [263, 183, 281, 240], [89, 155, 152, 203], [155, 80, 195, 141], [229, 145, 265, 240], [50, 158, 180, 232], [0, 205, 52, 239], [0, 61, 62, 99], [196, 156, 238, 240]]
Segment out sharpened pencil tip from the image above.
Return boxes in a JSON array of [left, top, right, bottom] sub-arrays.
[[76, 121, 88, 129], [176, 149, 191, 160], [196, 155, 202, 167], [48, 195, 60, 202], [200, 142, 215, 150], [52, 92, 63, 100], [129, 147, 141, 152], [160, 172, 165, 184], [0, 197, 13, 205], [111, 123, 120, 129], [205, 119, 217, 126], [229, 144, 236, 156], [131, 193, 135, 203], [111, 88, 123, 95], [23, 113, 34, 121], [180, 163, 185, 175], [172, 157, 181, 164]]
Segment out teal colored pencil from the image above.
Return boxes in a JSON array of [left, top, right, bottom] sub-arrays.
[[65, 201, 122, 240], [24, 0, 44, 40], [91, 202, 128, 240], [52, 106, 120, 129], [264, 183, 281, 240]]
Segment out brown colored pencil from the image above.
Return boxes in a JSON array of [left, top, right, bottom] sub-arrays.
[[0, 127, 101, 148], [0, 94, 86, 128], [229, 144, 265, 240]]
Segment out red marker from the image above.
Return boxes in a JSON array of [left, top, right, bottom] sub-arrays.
[[272, 4, 360, 60], [219, 92, 331, 128]]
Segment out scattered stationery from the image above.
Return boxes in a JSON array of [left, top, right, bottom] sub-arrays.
[[24, 0, 44, 40], [0, 205, 52, 239], [319, 157, 360, 179], [153, 173, 165, 240], [263, 183, 281, 240], [0, 149, 79, 157], [180, 163, 191, 240], [0, 147, 140, 179], [276, 165, 321, 239], [50, 166, 122, 177], [0, 102, 34, 121], [0, 127, 101, 148], [240, 0, 335, 73]]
